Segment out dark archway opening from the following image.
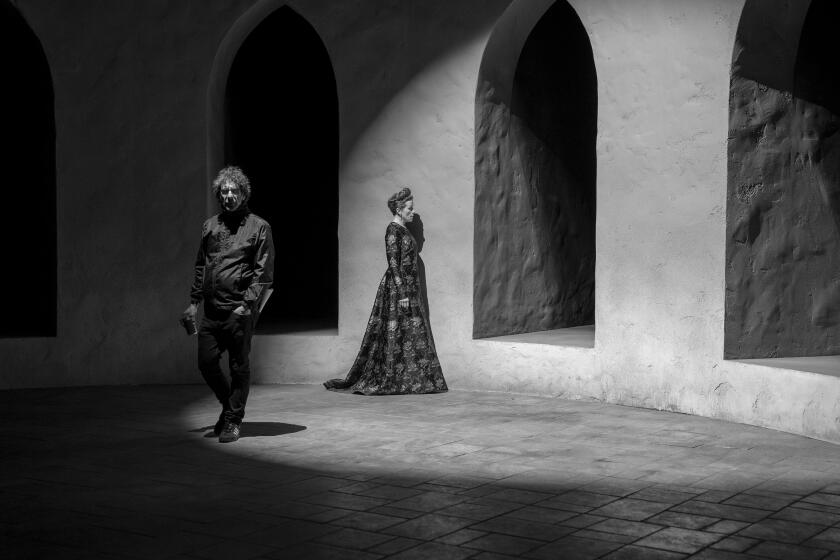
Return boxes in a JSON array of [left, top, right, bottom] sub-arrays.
[[225, 6, 338, 334], [726, 0, 840, 359], [0, 1, 56, 338], [474, 0, 596, 340]]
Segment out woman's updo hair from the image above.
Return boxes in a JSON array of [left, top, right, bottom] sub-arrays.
[[387, 187, 413, 215]]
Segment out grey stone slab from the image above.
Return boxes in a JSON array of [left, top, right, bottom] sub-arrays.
[[366, 536, 423, 555], [434, 528, 486, 546], [387, 491, 469, 513], [704, 519, 751, 534], [771, 506, 840, 526], [462, 532, 545, 556], [710, 535, 760, 552], [525, 535, 622, 560], [382, 513, 475, 540], [670, 500, 770, 522], [505, 505, 579, 524], [386, 541, 475, 560], [601, 545, 688, 559], [592, 498, 672, 521], [330, 511, 406, 532], [746, 541, 830, 560], [646, 511, 719, 530], [634, 527, 723, 554], [737, 518, 824, 544], [314, 527, 395, 550], [589, 518, 665, 538], [630, 486, 702, 505], [470, 515, 576, 541], [573, 529, 637, 544], [560, 514, 610, 529]]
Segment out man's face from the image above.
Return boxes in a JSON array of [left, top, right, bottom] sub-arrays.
[[220, 181, 243, 212]]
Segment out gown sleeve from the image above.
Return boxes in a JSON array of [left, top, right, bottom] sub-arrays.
[[386, 226, 408, 301]]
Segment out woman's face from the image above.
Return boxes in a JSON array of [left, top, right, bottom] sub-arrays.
[[398, 199, 415, 222]]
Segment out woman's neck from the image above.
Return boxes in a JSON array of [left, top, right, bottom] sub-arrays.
[[392, 216, 406, 227]]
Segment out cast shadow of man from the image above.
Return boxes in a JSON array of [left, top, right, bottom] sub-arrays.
[[192, 423, 307, 438], [406, 214, 439, 350]]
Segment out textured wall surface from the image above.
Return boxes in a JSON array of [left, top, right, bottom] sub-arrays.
[[474, 0, 596, 339], [5, 0, 840, 444], [726, 0, 840, 358]]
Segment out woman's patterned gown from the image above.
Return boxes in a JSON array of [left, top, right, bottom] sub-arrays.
[[324, 222, 447, 395]]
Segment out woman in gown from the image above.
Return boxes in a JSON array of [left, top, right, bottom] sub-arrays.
[[324, 188, 447, 395]]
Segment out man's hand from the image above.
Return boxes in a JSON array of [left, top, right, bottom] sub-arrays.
[[233, 305, 250, 315], [399, 298, 409, 310], [182, 303, 197, 320]]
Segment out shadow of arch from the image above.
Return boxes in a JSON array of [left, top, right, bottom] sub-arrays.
[[473, 0, 597, 339], [726, 0, 840, 359], [208, 3, 339, 334], [1, 0, 56, 338]]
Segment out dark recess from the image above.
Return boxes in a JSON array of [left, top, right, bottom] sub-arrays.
[[225, 6, 338, 333], [0, 1, 56, 338]]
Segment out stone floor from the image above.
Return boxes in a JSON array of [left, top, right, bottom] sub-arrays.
[[4, 384, 840, 559]]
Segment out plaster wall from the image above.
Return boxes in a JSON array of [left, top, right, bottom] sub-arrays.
[[3, 0, 840, 443]]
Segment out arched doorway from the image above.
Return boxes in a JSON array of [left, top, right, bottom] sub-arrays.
[[0, 1, 56, 338], [473, 0, 597, 341], [221, 5, 338, 334], [726, 0, 840, 359]]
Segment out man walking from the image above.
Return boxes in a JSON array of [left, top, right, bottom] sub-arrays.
[[183, 166, 274, 442]]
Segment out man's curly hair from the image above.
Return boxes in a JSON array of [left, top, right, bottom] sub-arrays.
[[211, 166, 251, 205]]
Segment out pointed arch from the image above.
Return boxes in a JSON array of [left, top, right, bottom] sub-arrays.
[[473, 0, 597, 341], [208, 2, 339, 333], [726, 0, 840, 358]]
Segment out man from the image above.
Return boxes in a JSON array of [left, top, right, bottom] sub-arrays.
[[183, 166, 274, 443]]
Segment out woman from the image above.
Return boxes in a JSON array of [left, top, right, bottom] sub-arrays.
[[324, 188, 447, 394]]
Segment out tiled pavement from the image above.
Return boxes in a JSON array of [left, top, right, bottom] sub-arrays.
[[4, 384, 840, 559]]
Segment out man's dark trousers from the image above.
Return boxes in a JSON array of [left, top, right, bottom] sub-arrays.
[[197, 305, 254, 424]]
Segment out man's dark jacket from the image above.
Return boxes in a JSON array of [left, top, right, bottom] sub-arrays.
[[190, 207, 274, 311]]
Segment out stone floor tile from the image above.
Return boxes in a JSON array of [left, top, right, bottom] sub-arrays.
[[553, 490, 618, 508], [646, 511, 719, 530], [580, 477, 654, 498], [505, 504, 579, 524], [601, 545, 687, 559], [245, 520, 340, 548], [524, 535, 622, 560], [469, 552, 525, 560], [436, 498, 522, 520], [367, 505, 425, 519], [592, 498, 672, 521], [357, 484, 424, 501], [746, 541, 830, 560], [382, 513, 475, 540], [190, 539, 277, 560], [670, 500, 770, 523], [434, 528, 486, 546], [804, 527, 840, 551], [710, 535, 760, 553], [329, 511, 406, 532], [386, 541, 476, 560], [634, 527, 723, 554], [264, 542, 384, 559], [470, 515, 576, 541], [630, 486, 702, 505], [365, 536, 423, 555], [560, 513, 610, 529], [704, 519, 751, 534], [688, 549, 759, 559], [723, 492, 796, 512], [387, 491, 469, 512], [313, 527, 394, 550], [300, 491, 389, 512], [805, 493, 840, 508], [771, 506, 840, 526], [737, 518, 824, 544], [694, 490, 739, 503], [462, 532, 544, 556], [573, 528, 638, 544], [589, 518, 664, 538], [483, 487, 554, 505]]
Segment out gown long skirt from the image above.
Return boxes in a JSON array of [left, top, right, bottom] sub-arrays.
[[324, 222, 447, 395]]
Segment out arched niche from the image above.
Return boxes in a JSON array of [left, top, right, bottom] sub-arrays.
[[208, 3, 338, 334], [473, 0, 597, 341], [726, 0, 840, 359], [0, 1, 56, 338]]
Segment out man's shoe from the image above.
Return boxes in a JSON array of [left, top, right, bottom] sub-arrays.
[[213, 412, 226, 435], [219, 422, 240, 443]]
